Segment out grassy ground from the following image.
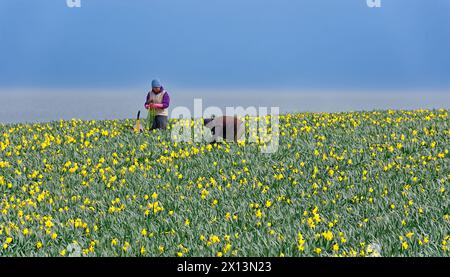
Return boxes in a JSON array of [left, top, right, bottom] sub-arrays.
[[0, 109, 449, 257]]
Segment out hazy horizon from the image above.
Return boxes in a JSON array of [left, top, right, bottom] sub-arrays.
[[1, 88, 449, 124]]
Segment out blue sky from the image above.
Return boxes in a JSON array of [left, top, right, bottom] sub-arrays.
[[0, 0, 450, 90]]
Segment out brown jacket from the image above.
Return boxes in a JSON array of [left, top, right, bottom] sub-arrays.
[[204, 116, 244, 142]]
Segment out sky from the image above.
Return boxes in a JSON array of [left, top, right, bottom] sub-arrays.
[[1, 0, 450, 91]]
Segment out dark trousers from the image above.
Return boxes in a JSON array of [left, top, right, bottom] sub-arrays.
[[151, 115, 168, 130]]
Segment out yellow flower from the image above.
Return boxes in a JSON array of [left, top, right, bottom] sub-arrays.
[[297, 233, 305, 252], [401, 241, 409, 250], [307, 218, 316, 229], [111, 238, 118, 246], [314, 248, 322, 254], [255, 209, 263, 218], [225, 212, 231, 221], [36, 241, 43, 249], [45, 219, 53, 228], [322, 230, 333, 241], [209, 235, 221, 244], [141, 229, 148, 236], [122, 242, 130, 252], [140, 246, 146, 255], [333, 243, 339, 251]]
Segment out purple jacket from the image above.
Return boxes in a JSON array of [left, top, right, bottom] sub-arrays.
[[145, 89, 170, 109]]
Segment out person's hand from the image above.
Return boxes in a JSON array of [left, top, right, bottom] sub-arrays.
[[144, 103, 150, 109]]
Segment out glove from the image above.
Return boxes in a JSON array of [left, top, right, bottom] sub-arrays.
[[149, 103, 163, 109]]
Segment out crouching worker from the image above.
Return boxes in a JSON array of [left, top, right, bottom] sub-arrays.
[[203, 116, 245, 143], [145, 79, 170, 130]]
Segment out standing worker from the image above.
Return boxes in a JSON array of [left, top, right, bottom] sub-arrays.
[[145, 79, 171, 130]]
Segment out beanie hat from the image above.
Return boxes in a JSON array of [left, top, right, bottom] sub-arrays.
[[152, 79, 162, 88]]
